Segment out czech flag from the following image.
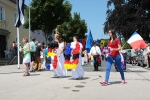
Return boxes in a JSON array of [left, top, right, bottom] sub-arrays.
[[127, 32, 147, 50]]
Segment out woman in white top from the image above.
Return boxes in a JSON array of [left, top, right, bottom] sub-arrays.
[[41, 45, 46, 70], [58, 38, 67, 76], [51, 41, 67, 78]]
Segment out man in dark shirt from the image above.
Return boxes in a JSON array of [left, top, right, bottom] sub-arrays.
[[34, 43, 42, 71]]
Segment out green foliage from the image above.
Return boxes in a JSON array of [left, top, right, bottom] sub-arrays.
[[24, 0, 72, 43], [104, 0, 150, 42], [122, 38, 131, 49], [58, 12, 88, 42], [104, 41, 108, 47]]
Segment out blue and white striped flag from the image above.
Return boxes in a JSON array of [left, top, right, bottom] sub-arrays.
[[15, 0, 25, 27]]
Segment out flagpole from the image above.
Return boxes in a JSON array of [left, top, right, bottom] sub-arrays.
[[122, 42, 127, 48], [29, 0, 31, 42], [17, 27, 20, 69]]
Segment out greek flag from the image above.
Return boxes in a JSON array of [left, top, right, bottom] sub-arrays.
[[15, 0, 25, 27]]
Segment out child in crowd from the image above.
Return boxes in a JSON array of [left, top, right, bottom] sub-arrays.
[[41, 46, 46, 70]]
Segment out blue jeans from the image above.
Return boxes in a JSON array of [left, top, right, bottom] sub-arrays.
[[105, 55, 125, 82]]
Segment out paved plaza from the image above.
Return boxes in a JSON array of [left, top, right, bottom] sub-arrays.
[[0, 61, 150, 100]]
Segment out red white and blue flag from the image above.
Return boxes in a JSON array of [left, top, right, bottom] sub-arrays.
[[127, 32, 147, 49]]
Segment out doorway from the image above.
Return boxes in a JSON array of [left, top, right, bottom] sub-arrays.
[[0, 34, 6, 58]]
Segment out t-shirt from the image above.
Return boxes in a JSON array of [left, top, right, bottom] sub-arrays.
[[131, 49, 136, 57], [143, 46, 150, 56], [30, 41, 36, 52], [35, 46, 41, 57], [89, 46, 101, 55], [108, 38, 120, 57]]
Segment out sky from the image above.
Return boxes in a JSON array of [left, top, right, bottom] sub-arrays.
[[25, 0, 109, 40]]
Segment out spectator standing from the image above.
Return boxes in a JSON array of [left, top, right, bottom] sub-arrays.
[[131, 49, 136, 66], [34, 43, 42, 71], [41, 45, 46, 70], [145, 43, 150, 68], [29, 38, 36, 72], [10, 41, 17, 57], [22, 37, 30, 76], [89, 42, 101, 71]]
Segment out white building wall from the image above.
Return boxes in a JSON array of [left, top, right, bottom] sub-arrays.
[[32, 30, 55, 44]]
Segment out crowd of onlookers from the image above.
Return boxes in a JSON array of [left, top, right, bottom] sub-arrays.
[[130, 43, 150, 68], [9, 38, 47, 72]]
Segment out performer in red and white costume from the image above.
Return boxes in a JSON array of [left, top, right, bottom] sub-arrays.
[[71, 36, 84, 79]]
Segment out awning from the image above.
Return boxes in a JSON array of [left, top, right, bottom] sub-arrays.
[[0, 28, 11, 35]]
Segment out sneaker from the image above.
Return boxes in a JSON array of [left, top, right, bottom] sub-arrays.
[[100, 81, 108, 86], [121, 80, 125, 84]]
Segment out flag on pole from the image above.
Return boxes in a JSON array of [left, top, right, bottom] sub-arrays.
[[15, 0, 25, 27], [127, 31, 147, 49], [97, 39, 101, 43], [100, 40, 105, 48], [118, 36, 122, 46], [85, 30, 93, 52]]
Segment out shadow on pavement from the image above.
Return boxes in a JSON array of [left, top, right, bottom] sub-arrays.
[[109, 81, 123, 85], [68, 77, 90, 80], [30, 74, 41, 76], [0, 73, 10, 74], [10, 71, 24, 73], [0, 71, 24, 74], [64, 76, 71, 78], [131, 70, 148, 73]]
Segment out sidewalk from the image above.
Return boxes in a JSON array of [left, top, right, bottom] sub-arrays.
[[0, 62, 150, 100]]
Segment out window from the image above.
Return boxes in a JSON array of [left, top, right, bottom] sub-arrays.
[[0, 4, 5, 21], [14, 12, 17, 23]]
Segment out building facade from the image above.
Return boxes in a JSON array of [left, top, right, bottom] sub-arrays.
[[32, 30, 55, 44], [0, 0, 29, 58]]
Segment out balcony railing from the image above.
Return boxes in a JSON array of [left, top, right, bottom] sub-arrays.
[[0, 20, 9, 29]]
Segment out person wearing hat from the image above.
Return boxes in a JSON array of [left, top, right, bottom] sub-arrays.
[[89, 42, 101, 71]]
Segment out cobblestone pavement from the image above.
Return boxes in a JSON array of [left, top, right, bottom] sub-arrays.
[[0, 61, 150, 100]]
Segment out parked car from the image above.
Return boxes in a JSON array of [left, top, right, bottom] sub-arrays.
[[125, 49, 132, 64]]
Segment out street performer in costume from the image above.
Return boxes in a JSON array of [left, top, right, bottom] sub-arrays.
[[64, 36, 84, 79], [46, 42, 65, 78]]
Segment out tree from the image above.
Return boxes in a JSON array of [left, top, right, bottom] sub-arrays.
[[122, 38, 131, 49], [58, 12, 88, 42], [24, 0, 72, 44], [104, 0, 150, 42]]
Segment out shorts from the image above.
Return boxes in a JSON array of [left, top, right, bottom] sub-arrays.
[[30, 52, 36, 62], [23, 56, 31, 63], [131, 56, 136, 60]]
